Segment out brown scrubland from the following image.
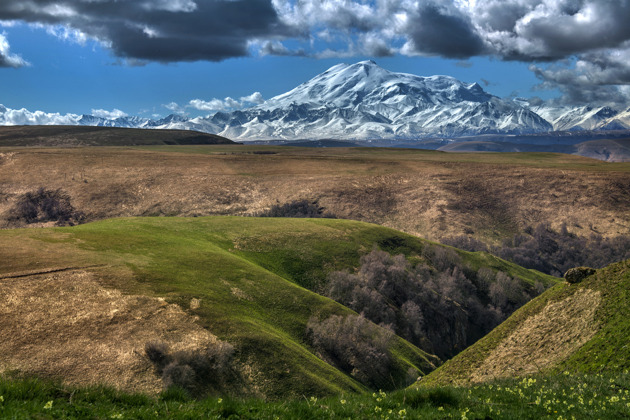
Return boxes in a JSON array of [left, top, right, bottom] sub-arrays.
[[1, 145, 628, 244]]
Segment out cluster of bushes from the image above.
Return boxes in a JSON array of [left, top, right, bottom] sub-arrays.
[[306, 314, 394, 389], [145, 340, 235, 397], [7, 187, 84, 226], [258, 199, 335, 218], [322, 247, 541, 360], [443, 223, 630, 277]]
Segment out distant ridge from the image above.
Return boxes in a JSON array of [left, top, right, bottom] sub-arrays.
[[0, 125, 235, 147], [437, 138, 630, 162]]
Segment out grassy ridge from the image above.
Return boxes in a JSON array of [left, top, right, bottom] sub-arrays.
[[423, 258, 630, 386], [0, 216, 557, 397]]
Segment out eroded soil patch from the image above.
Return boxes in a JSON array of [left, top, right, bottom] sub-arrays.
[[0, 269, 220, 394]]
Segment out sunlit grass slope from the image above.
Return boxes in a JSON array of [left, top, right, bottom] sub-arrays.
[[0, 216, 556, 398], [423, 258, 630, 386]]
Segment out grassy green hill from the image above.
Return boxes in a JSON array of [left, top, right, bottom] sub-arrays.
[[422, 258, 630, 387], [0, 216, 556, 399]]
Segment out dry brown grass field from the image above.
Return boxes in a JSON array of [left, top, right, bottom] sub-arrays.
[[1, 142, 628, 243]]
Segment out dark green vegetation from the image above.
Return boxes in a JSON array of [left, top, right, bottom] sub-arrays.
[[423, 258, 630, 386], [2, 370, 630, 419], [0, 125, 234, 147], [0, 216, 555, 399]]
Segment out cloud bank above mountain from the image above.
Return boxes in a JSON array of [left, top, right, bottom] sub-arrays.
[[1, 1, 629, 106]]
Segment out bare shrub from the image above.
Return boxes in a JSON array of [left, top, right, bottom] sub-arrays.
[[7, 187, 84, 226], [323, 247, 539, 360], [145, 340, 235, 397], [144, 341, 172, 372], [162, 362, 195, 390], [496, 223, 630, 276], [306, 314, 394, 389], [258, 199, 335, 218], [442, 235, 489, 252]]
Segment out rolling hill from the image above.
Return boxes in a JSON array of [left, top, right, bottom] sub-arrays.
[[0, 216, 555, 398]]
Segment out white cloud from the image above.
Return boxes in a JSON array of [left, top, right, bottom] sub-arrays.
[[240, 91, 265, 105], [0, 104, 79, 125], [90, 108, 128, 119], [0, 32, 29, 68], [164, 102, 185, 113], [188, 92, 266, 112]]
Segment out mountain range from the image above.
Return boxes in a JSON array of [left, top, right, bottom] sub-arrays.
[[2, 60, 630, 142]]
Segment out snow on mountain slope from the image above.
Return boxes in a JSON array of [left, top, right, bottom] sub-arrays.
[[527, 105, 620, 131], [199, 60, 551, 140]]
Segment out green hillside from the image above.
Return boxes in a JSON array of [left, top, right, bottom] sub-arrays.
[[0, 216, 556, 398], [422, 258, 630, 386]]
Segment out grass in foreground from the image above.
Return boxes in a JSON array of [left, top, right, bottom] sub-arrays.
[[2, 371, 630, 419]]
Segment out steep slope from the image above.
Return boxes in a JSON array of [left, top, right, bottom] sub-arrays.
[[422, 258, 630, 386], [0, 216, 555, 398]]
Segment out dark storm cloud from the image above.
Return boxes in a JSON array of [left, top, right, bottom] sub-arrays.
[[0, 0, 296, 62], [404, 3, 485, 59], [531, 48, 630, 107], [511, 1, 630, 60]]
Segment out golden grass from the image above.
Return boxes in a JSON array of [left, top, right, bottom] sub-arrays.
[[1, 146, 628, 243]]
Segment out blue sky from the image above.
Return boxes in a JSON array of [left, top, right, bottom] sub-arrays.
[[1, 1, 629, 121]]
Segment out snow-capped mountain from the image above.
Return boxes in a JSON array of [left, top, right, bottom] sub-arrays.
[[78, 114, 151, 128], [525, 104, 619, 131], [199, 60, 551, 140]]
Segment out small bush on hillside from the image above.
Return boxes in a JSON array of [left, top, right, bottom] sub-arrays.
[[306, 314, 394, 389], [564, 266, 597, 284], [258, 199, 335, 218], [7, 187, 84, 226], [144, 340, 235, 397]]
